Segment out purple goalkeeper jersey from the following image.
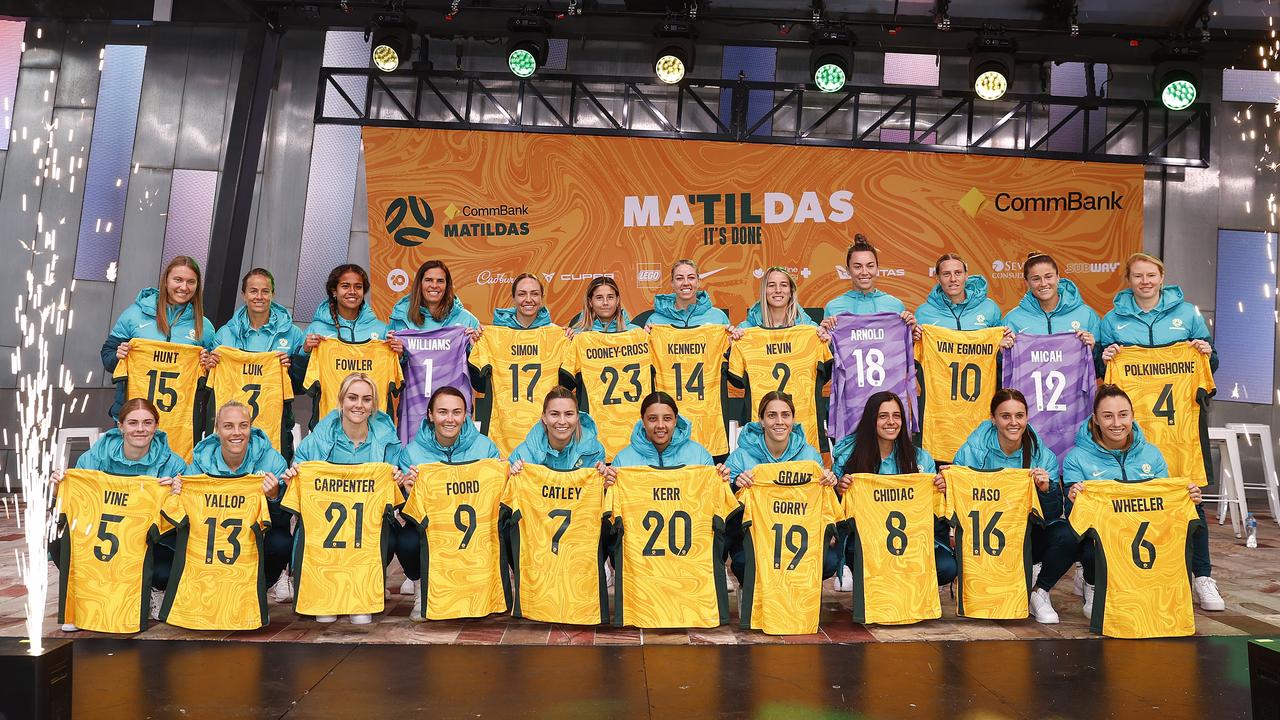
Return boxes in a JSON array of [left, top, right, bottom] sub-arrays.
[[829, 312, 917, 440], [1001, 332, 1096, 464], [396, 327, 472, 445]]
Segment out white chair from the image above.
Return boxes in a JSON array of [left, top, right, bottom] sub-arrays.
[[1205, 426, 1247, 537], [1225, 422, 1280, 525], [55, 427, 102, 469]]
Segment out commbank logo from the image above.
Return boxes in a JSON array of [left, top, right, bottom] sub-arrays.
[[385, 196, 434, 247], [994, 191, 1124, 212]]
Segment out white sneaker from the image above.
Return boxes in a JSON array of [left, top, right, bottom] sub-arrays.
[[270, 572, 294, 603], [1082, 582, 1095, 621], [725, 566, 740, 594], [349, 614, 372, 625], [315, 615, 337, 623], [1073, 566, 1084, 597], [399, 577, 415, 596], [1031, 563, 1042, 589], [1030, 588, 1059, 624], [409, 580, 424, 622], [1193, 576, 1226, 611], [838, 565, 854, 590], [59, 623, 79, 632], [605, 563, 615, 591], [149, 589, 165, 621]]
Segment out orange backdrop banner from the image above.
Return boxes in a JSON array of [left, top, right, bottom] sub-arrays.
[[364, 128, 1143, 324]]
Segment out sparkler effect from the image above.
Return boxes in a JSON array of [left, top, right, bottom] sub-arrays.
[[6, 43, 87, 655]]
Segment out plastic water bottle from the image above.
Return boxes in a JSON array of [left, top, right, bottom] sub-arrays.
[[1246, 513, 1259, 549]]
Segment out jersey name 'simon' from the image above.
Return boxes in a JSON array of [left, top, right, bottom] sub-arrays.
[[584, 343, 649, 359], [873, 487, 915, 502], [315, 477, 376, 492], [666, 343, 706, 355], [511, 344, 539, 356], [1111, 496, 1165, 512], [542, 485, 582, 500], [1123, 361, 1196, 377]]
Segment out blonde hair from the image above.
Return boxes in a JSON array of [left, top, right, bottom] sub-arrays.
[[215, 400, 254, 424], [338, 372, 380, 414], [157, 255, 206, 341], [670, 259, 698, 278], [575, 277, 626, 332], [1125, 252, 1165, 277], [757, 267, 803, 328]]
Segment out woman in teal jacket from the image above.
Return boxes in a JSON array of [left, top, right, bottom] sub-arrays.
[[209, 268, 308, 460], [510, 386, 609, 472], [493, 273, 554, 329], [952, 389, 1072, 624], [612, 392, 727, 473], [188, 400, 294, 602], [1003, 253, 1101, 344], [832, 391, 952, 585], [387, 260, 481, 336], [51, 398, 186, 630], [738, 267, 823, 331], [393, 386, 499, 620], [1098, 252, 1216, 370], [302, 264, 401, 350], [568, 277, 633, 335], [646, 259, 731, 327], [1062, 384, 1219, 617], [822, 235, 914, 321], [725, 391, 837, 582], [914, 253, 1006, 333], [100, 255, 217, 418], [286, 372, 404, 624]]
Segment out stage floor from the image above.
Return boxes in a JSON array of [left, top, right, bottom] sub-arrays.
[[1, 508, 1279, 645], [54, 635, 1259, 719]]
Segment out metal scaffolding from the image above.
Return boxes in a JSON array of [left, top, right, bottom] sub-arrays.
[[315, 68, 1211, 168]]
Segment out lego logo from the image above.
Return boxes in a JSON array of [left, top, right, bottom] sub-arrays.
[[637, 270, 661, 282]]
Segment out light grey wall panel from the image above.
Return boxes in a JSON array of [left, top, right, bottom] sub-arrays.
[[348, 145, 369, 272], [249, 29, 324, 314], [173, 26, 235, 171], [63, 279, 116, 390], [215, 29, 243, 173], [131, 25, 190, 169], [51, 23, 105, 109], [106, 166, 173, 365]]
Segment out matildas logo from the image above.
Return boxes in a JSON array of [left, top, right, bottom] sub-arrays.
[[1141, 463, 1152, 474], [1071, 320, 1081, 330], [1171, 318, 1184, 329], [975, 314, 987, 325], [385, 196, 434, 247]]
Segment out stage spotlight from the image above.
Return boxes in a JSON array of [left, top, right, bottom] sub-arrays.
[[810, 27, 854, 93], [969, 34, 1016, 101], [370, 19, 414, 73], [654, 19, 695, 85], [508, 16, 550, 78], [1154, 50, 1201, 110]]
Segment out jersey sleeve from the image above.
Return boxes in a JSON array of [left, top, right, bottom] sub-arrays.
[[1196, 350, 1216, 394], [112, 348, 130, 381], [280, 470, 302, 515], [563, 336, 582, 376], [1027, 476, 1044, 521], [160, 492, 187, 526], [302, 342, 322, 392], [717, 477, 742, 519], [820, 486, 841, 527], [737, 486, 756, 526], [1067, 486, 1099, 538], [400, 467, 428, 523], [942, 468, 959, 519], [728, 339, 746, 379], [254, 490, 272, 530], [387, 343, 405, 391], [931, 484, 945, 518], [279, 358, 295, 401]]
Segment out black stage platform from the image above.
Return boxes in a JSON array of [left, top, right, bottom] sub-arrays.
[[65, 636, 1257, 719]]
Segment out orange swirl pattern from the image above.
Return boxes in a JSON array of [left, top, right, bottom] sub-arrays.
[[364, 129, 1143, 324], [57, 470, 169, 634]]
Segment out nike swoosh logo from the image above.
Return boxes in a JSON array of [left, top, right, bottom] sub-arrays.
[[699, 268, 726, 280], [1115, 324, 1129, 330], [1091, 470, 1105, 477], [137, 322, 152, 329]]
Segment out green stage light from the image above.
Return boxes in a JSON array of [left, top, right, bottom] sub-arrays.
[[814, 59, 847, 93], [655, 51, 687, 84], [809, 27, 853, 94], [509, 46, 538, 77], [1160, 73, 1197, 110]]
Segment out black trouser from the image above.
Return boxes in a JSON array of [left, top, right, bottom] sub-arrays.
[[385, 518, 420, 582], [1030, 520, 1079, 592], [264, 505, 294, 583]]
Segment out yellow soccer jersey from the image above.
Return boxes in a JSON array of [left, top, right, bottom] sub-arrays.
[[943, 467, 1044, 620], [469, 325, 570, 455], [841, 472, 944, 625], [501, 464, 608, 625], [159, 475, 271, 630], [280, 461, 397, 616], [728, 327, 832, 449], [915, 326, 1003, 461], [112, 338, 205, 461], [1069, 478, 1202, 638], [650, 325, 731, 456], [609, 465, 741, 628], [56, 469, 169, 633], [303, 338, 403, 421], [401, 459, 510, 620], [567, 328, 654, 460], [207, 347, 295, 452], [738, 461, 842, 635], [1105, 344, 1215, 486]]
